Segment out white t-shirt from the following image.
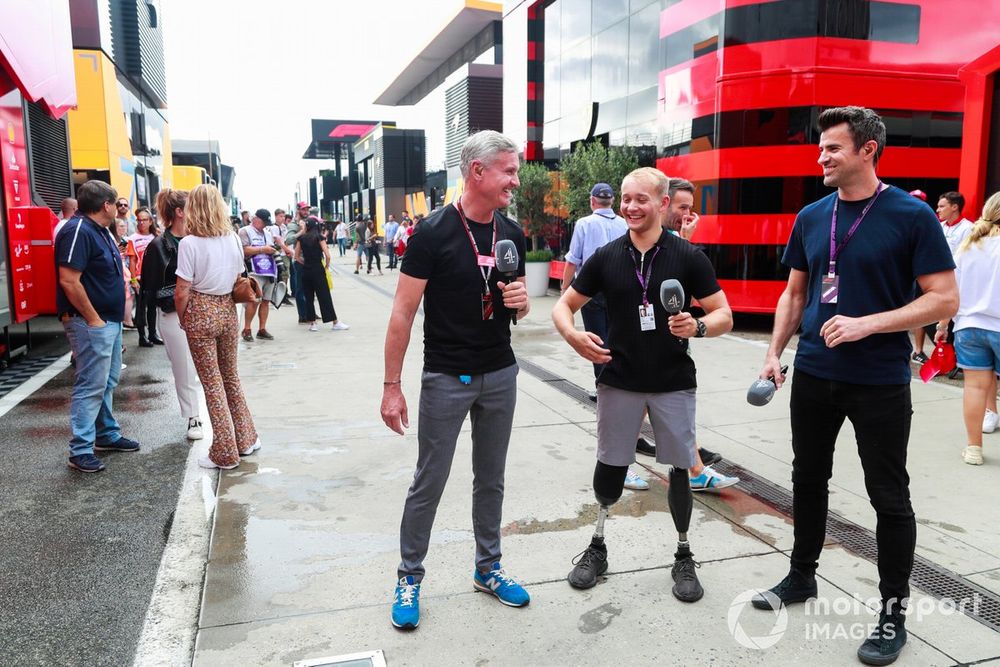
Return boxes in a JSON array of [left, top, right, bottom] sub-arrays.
[[942, 218, 974, 255], [953, 236, 1000, 333], [176, 232, 245, 295], [335, 223, 347, 240]]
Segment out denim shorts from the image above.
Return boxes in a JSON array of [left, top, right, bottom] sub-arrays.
[[954, 327, 1000, 373]]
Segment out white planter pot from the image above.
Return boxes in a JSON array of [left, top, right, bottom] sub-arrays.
[[525, 261, 552, 298]]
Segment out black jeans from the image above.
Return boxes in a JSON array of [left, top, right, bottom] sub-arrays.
[[580, 294, 608, 379], [789, 369, 915, 606], [135, 289, 158, 341], [300, 263, 337, 323], [366, 245, 381, 272]]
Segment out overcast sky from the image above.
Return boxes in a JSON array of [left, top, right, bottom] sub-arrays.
[[162, 0, 456, 211]]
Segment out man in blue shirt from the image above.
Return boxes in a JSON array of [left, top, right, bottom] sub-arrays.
[[752, 107, 958, 666], [56, 180, 142, 472]]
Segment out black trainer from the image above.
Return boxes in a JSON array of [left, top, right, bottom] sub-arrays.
[[699, 447, 722, 466], [568, 541, 608, 589], [68, 453, 105, 473], [635, 438, 656, 457], [857, 609, 907, 666], [94, 436, 140, 452], [751, 570, 817, 610], [671, 549, 703, 602]]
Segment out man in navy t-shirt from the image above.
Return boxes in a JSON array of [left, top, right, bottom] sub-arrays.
[[752, 107, 958, 666], [56, 180, 141, 473]]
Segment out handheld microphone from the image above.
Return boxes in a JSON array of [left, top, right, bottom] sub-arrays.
[[746, 365, 789, 406], [494, 239, 520, 325], [659, 279, 685, 314]]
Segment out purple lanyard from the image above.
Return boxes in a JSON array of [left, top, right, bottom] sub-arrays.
[[829, 182, 884, 275], [628, 246, 660, 306]]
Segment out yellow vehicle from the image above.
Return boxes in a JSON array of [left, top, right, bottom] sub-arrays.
[[172, 165, 210, 191]]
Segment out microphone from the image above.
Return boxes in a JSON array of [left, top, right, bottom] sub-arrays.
[[747, 365, 789, 406], [660, 279, 685, 314], [495, 239, 520, 325]]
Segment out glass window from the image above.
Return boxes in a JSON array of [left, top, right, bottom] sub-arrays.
[[628, 2, 660, 95], [560, 0, 591, 50], [869, 2, 920, 44], [592, 19, 628, 103], [627, 86, 657, 125], [560, 38, 592, 119], [595, 97, 628, 136], [545, 57, 561, 122], [593, 0, 628, 34]]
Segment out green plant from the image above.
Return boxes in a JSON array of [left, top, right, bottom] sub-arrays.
[[525, 248, 554, 262], [511, 161, 553, 248], [557, 143, 639, 223]]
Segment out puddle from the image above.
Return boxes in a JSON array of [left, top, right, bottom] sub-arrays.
[[578, 602, 622, 634], [503, 490, 669, 536]]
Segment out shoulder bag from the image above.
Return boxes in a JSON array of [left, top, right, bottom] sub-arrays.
[[231, 233, 261, 304], [155, 234, 178, 312]]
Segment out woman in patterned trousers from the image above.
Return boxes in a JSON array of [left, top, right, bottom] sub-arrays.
[[174, 184, 260, 469]]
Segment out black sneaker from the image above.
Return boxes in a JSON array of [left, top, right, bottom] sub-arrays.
[[671, 549, 704, 602], [751, 570, 817, 610], [94, 436, 140, 452], [912, 351, 929, 364], [699, 447, 722, 466], [138, 338, 154, 348], [568, 541, 608, 589], [635, 438, 656, 457], [857, 610, 907, 666], [256, 330, 274, 341], [68, 453, 105, 473], [149, 336, 164, 345]]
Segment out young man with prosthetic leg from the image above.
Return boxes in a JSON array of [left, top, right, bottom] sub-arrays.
[[552, 167, 733, 599]]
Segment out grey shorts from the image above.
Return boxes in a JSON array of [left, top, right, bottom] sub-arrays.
[[595, 385, 697, 469], [252, 275, 276, 300]]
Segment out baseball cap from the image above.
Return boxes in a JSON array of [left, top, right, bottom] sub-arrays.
[[909, 189, 927, 201], [296, 201, 310, 210], [254, 208, 271, 222], [590, 183, 614, 199]]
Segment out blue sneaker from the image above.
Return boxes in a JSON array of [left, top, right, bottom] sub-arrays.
[[68, 453, 105, 473], [391, 576, 420, 630], [94, 436, 140, 452], [473, 563, 530, 607], [690, 466, 739, 492], [624, 468, 649, 490]]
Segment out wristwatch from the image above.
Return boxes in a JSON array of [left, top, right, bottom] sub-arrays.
[[694, 318, 707, 338]]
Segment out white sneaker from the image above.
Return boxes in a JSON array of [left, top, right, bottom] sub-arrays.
[[963, 445, 984, 465], [331, 322, 350, 331], [121, 363, 127, 371], [308, 323, 318, 332], [983, 409, 999, 434], [186, 418, 204, 440], [198, 456, 238, 470], [624, 468, 649, 490], [240, 438, 262, 456]]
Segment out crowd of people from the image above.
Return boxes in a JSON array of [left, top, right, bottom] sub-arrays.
[[49, 111, 1000, 666]]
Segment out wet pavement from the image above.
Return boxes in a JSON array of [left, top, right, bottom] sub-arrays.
[[0, 324, 195, 666]]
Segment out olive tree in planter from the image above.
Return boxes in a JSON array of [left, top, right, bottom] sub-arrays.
[[524, 248, 554, 297], [557, 142, 639, 223]]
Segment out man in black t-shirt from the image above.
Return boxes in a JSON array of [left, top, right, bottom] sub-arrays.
[[753, 107, 958, 666], [380, 131, 530, 631], [553, 167, 733, 602]]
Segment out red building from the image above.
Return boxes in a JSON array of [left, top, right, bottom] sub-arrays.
[[0, 1, 77, 360]]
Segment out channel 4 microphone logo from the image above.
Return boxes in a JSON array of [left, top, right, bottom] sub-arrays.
[[665, 294, 681, 310], [502, 248, 516, 265]]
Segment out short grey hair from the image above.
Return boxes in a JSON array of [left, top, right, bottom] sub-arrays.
[[460, 130, 518, 178]]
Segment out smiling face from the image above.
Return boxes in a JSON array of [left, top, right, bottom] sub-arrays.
[[620, 175, 669, 235], [666, 189, 694, 231], [818, 122, 875, 189], [473, 151, 520, 210]]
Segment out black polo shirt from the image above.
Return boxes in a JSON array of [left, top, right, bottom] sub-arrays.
[[54, 214, 125, 323], [573, 229, 721, 392], [400, 204, 527, 375]]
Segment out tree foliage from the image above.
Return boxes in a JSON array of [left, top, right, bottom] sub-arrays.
[[557, 143, 639, 223], [511, 161, 553, 244]]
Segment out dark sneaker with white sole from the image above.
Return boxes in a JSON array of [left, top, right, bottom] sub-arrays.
[[635, 437, 656, 457], [671, 548, 704, 602], [568, 541, 608, 589], [698, 447, 722, 466], [751, 570, 817, 610], [857, 609, 907, 665], [94, 436, 140, 452], [68, 453, 105, 473]]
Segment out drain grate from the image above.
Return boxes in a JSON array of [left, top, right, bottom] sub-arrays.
[[0, 355, 62, 400], [517, 356, 1000, 634]]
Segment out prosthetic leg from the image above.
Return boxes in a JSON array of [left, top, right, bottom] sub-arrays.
[[568, 462, 627, 589], [668, 467, 703, 602]]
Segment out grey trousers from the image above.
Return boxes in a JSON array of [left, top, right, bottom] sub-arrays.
[[398, 364, 518, 582]]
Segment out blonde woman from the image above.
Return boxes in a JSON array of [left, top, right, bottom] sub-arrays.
[[143, 188, 203, 440], [936, 191, 1000, 465], [174, 185, 260, 469]]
